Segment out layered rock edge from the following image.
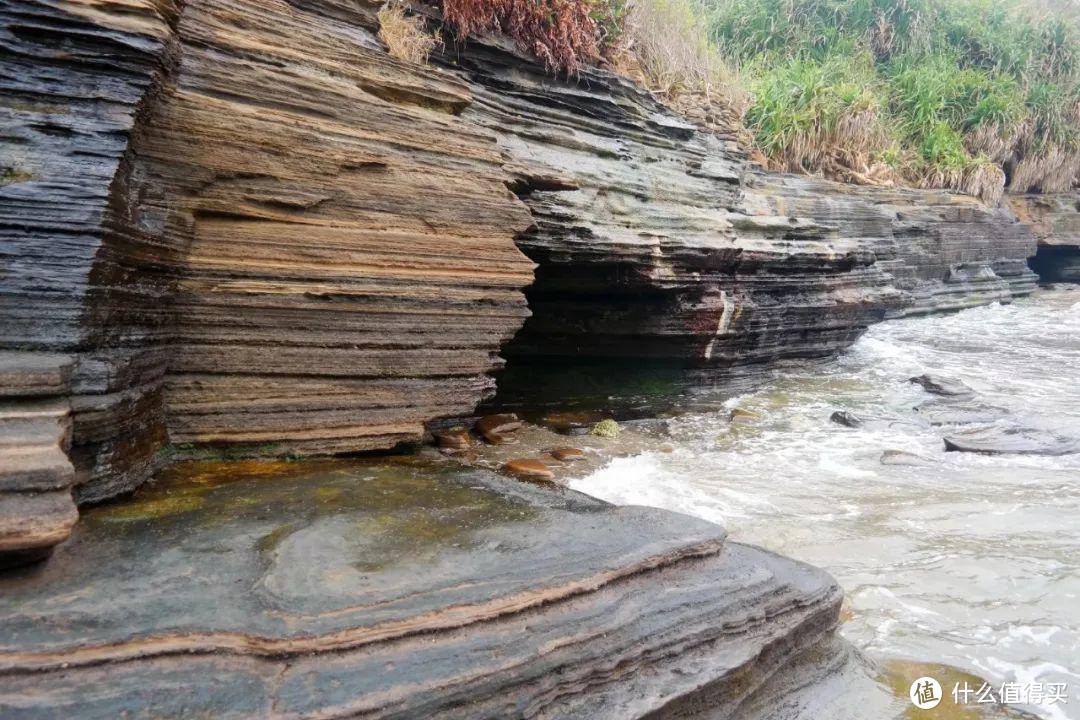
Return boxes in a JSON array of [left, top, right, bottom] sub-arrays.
[[0, 464, 841, 719], [1, 0, 1077, 556]]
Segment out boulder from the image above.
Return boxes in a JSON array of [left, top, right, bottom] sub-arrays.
[[433, 427, 472, 453], [550, 447, 586, 462], [539, 410, 610, 435]]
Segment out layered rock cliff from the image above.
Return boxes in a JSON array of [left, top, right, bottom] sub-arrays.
[[1011, 193, 1080, 283], [2, 0, 536, 554], [0, 0, 1048, 556], [446, 46, 1037, 369]]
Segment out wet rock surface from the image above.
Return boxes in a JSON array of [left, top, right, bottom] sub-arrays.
[[0, 459, 842, 719], [879, 449, 935, 467], [914, 401, 1010, 425], [501, 457, 555, 481], [943, 426, 1080, 456], [909, 374, 977, 398], [551, 446, 586, 461], [830, 410, 863, 428], [475, 413, 524, 444]]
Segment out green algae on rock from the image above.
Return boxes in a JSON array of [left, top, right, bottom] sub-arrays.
[[0, 457, 854, 719]]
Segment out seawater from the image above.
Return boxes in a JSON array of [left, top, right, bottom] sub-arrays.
[[571, 287, 1080, 720]]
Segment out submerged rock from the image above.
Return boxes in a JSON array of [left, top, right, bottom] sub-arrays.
[[729, 408, 762, 424], [909, 374, 976, 398], [538, 410, 610, 436], [829, 411, 863, 428], [913, 400, 1009, 425], [943, 426, 1080, 456], [880, 450, 935, 467], [502, 458, 555, 481], [0, 460, 843, 719]]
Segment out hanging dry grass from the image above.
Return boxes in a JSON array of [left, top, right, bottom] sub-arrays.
[[913, 160, 1006, 204], [1010, 147, 1080, 193], [378, 3, 441, 64], [607, 0, 749, 135]]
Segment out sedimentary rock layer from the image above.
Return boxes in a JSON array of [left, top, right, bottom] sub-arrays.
[[0, 460, 842, 719], [148, 0, 536, 455], [3, 0, 537, 515], [1011, 193, 1080, 282], [1, 0, 181, 539], [442, 43, 1037, 367]]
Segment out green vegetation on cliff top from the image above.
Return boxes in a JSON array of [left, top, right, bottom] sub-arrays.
[[708, 0, 1080, 201]]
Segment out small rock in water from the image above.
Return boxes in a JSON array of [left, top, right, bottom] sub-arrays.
[[539, 410, 608, 436], [728, 408, 760, 424], [550, 447, 586, 462], [502, 458, 556, 481], [620, 418, 672, 435], [880, 450, 934, 467], [476, 413, 523, 444], [909, 374, 975, 398], [590, 419, 620, 438], [943, 426, 1080, 456], [829, 410, 863, 428], [913, 401, 1008, 425], [433, 427, 471, 453]]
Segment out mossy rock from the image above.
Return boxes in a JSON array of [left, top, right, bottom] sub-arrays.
[[590, 419, 620, 438]]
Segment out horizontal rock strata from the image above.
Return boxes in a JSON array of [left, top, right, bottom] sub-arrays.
[[1, 0, 181, 542], [0, 0, 1058, 533], [745, 174, 1039, 318], [154, 0, 535, 456], [0, 353, 78, 565], [441, 42, 1037, 372], [2, 0, 537, 527], [0, 460, 842, 719]]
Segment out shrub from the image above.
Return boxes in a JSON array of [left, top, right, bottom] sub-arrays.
[[378, 3, 441, 64], [744, 52, 898, 183], [440, 0, 602, 74]]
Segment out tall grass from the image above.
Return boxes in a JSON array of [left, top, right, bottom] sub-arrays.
[[707, 0, 1080, 200], [608, 0, 748, 131]]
